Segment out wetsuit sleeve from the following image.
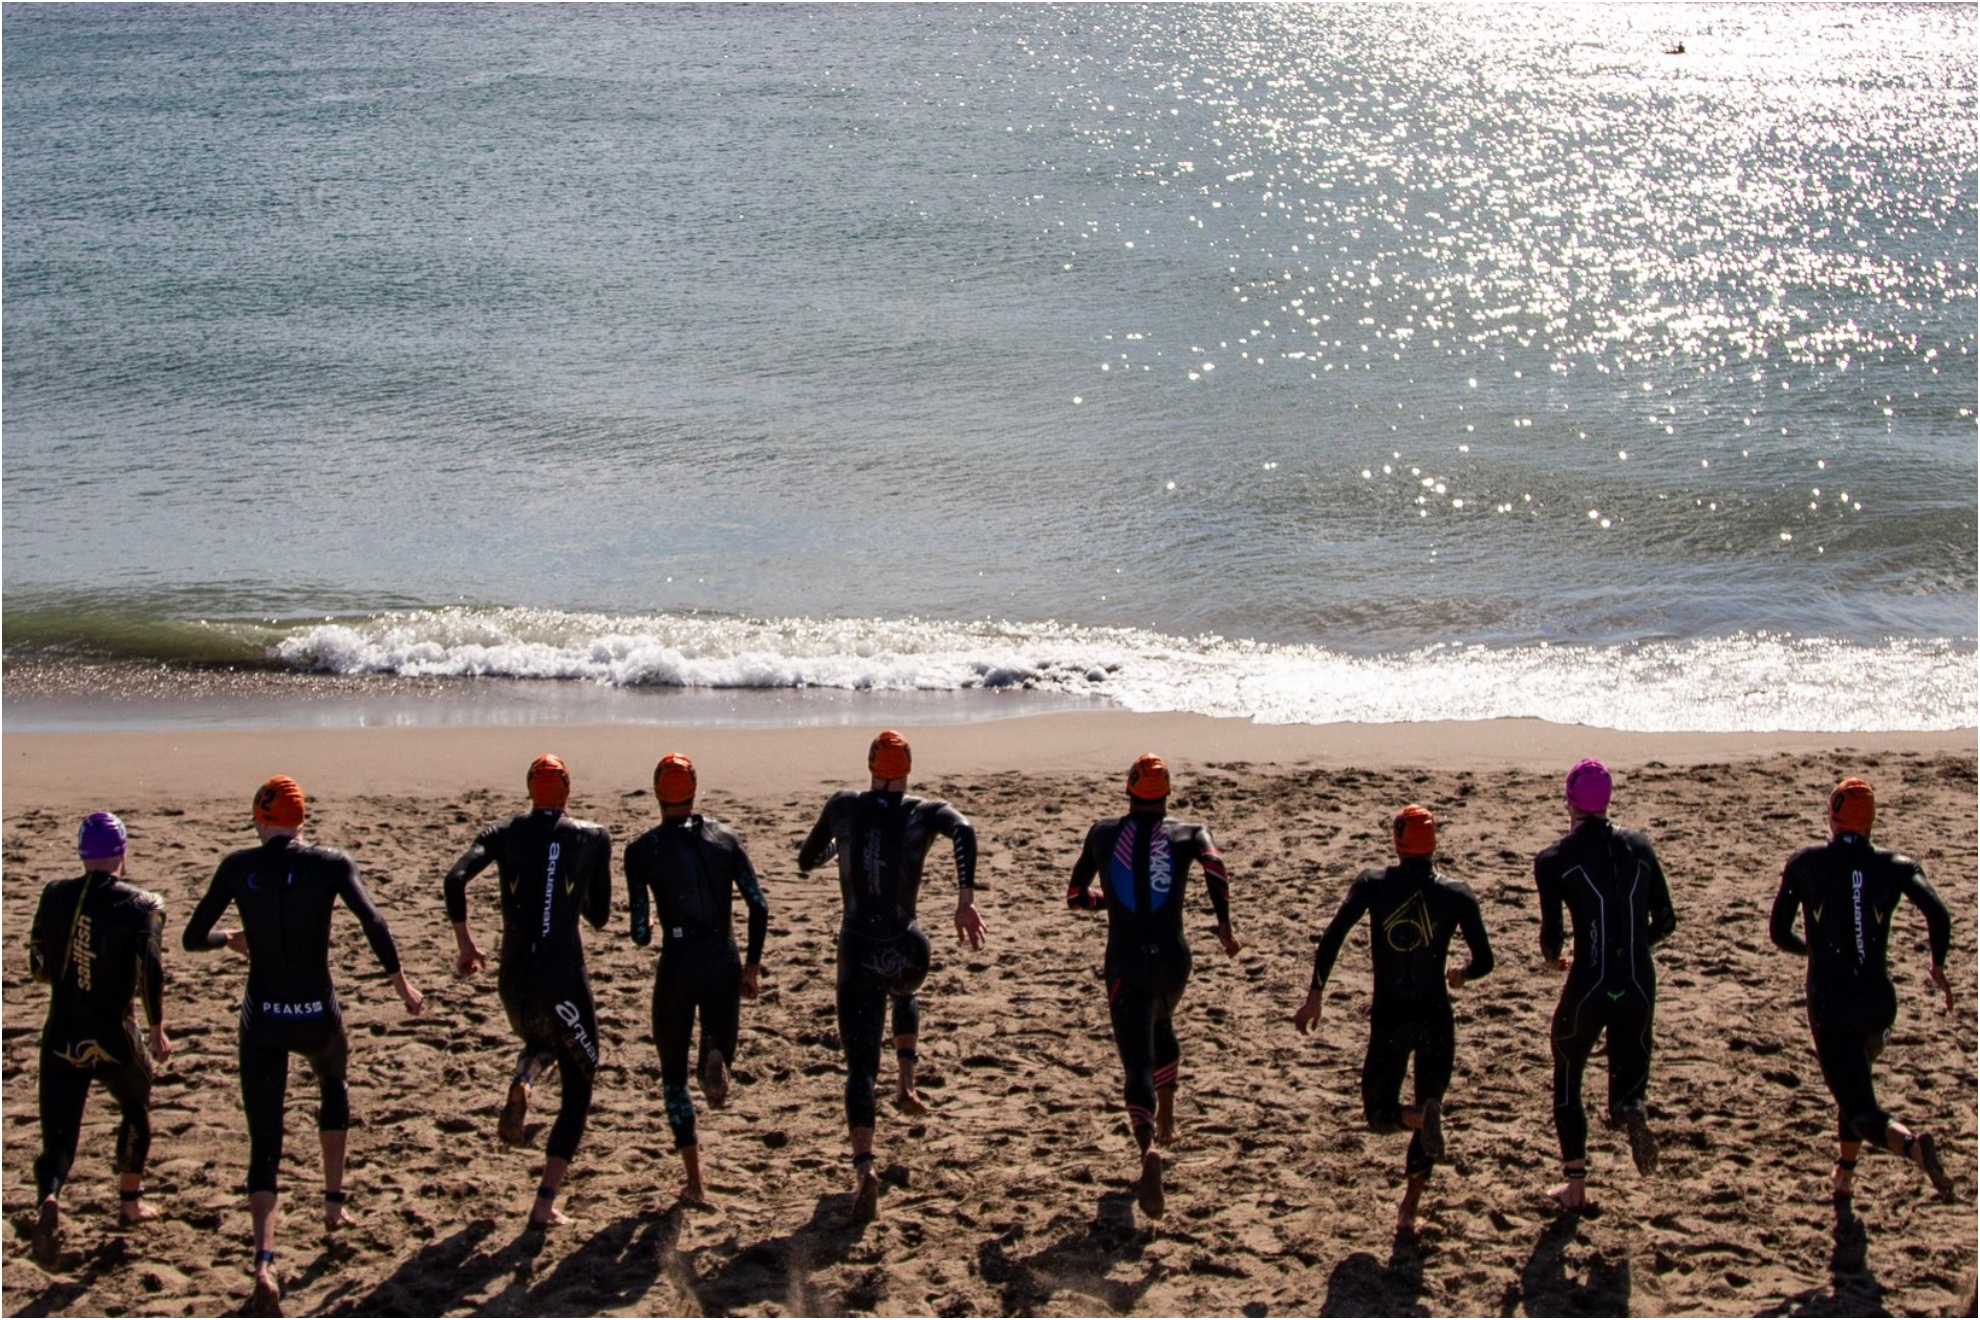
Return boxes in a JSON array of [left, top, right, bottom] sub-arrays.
[[27, 887, 53, 983], [136, 897, 166, 1027], [1768, 862, 1807, 957], [442, 825, 502, 925], [182, 866, 235, 953], [1535, 854, 1565, 962], [625, 841, 653, 948], [1196, 827, 1231, 927], [796, 797, 839, 873], [334, 857, 403, 977], [581, 830, 611, 931], [1067, 825, 1105, 912], [1900, 863, 1953, 967], [734, 840, 769, 965], [1455, 884, 1495, 982], [1644, 844, 1677, 946], [928, 802, 981, 891], [1310, 878, 1371, 991]]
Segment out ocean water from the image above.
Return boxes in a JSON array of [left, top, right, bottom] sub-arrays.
[[4, 3, 1974, 731]]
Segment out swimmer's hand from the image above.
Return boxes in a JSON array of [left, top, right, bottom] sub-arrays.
[[393, 971, 426, 1017], [1549, 955, 1570, 973], [1446, 966, 1467, 991], [1929, 962, 1954, 1013], [224, 930, 250, 958], [147, 1023, 173, 1063], [1294, 987, 1324, 1035], [454, 929, 487, 978], [1214, 923, 1241, 958], [741, 963, 761, 1000], [955, 897, 988, 951]]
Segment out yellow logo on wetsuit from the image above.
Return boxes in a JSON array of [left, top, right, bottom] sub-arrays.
[[54, 1039, 116, 1068], [68, 915, 96, 991], [1381, 892, 1438, 953]]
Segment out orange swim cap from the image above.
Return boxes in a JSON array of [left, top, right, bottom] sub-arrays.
[[1393, 804, 1436, 858], [1126, 753, 1171, 801], [1828, 778, 1874, 836], [868, 730, 911, 780], [655, 753, 698, 806], [527, 754, 571, 810], [253, 775, 307, 829]]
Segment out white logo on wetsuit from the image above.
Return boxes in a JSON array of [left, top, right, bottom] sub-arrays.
[[1149, 826, 1173, 896], [862, 828, 886, 897], [261, 1000, 325, 1018], [1851, 869, 1866, 963], [542, 842, 562, 938], [555, 998, 597, 1065]]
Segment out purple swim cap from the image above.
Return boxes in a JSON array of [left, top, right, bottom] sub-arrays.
[[1565, 760, 1613, 815], [77, 811, 127, 862]]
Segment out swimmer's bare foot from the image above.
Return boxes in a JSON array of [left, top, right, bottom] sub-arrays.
[[323, 1191, 353, 1232], [1624, 1109, 1658, 1175], [1549, 1167, 1593, 1212], [679, 1180, 710, 1209], [30, 1197, 59, 1266], [118, 1194, 160, 1226], [891, 1086, 929, 1117], [247, 1254, 283, 1317], [1137, 1150, 1166, 1219], [1418, 1098, 1446, 1161], [528, 1202, 573, 1230], [498, 1080, 530, 1147], [700, 1052, 731, 1111], [1155, 1088, 1177, 1147], [851, 1166, 880, 1223], [1912, 1132, 1953, 1197], [1396, 1176, 1426, 1236]]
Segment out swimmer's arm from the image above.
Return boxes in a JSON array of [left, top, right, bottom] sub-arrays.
[[581, 833, 612, 931], [796, 798, 841, 873], [735, 847, 770, 967], [625, 843, 653, 948], [335, 859, 404, 978], [441, 830, 499, 926], [1767, 867, 1808, 956], [1645, 851, 1677, 945], [1899, 865, 1952, 969], [1455, 888, 1494, 983], [137, 903, 167, 1028], [27, 890, 52, 983], [182, 868, 236, 953], [1535, 860, 1566, 964], [932, 807, 988, 948], [1067, 828, 1104, 912], [1309, 880, 1370, 992]]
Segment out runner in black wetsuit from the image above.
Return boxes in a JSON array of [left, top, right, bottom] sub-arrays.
[[444, 753, 612, 1229], [1770, 777, 1956, 1203], [26, 812, 173, 1266], [1067, 753, 1239, 1220], [625, 752, 770, 1206], [796, 730, 987, 1221], [1534, 759, 1675, 1212], [1295, 804, 1493, 1235], [183, 776, 424, 1315]]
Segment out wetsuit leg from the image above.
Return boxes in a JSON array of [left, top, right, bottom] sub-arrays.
[[240, 1036, 292, 1196], [543, 983, 600, 1163], [303, 1027, 352, 1133], [653, 955, 698, 1150], [1361, 1007, 1412, 1134], [1603, 992, 1655, 1124], [1404, 1003, 1456, 1179], [837, 938, 888, 1131], [1811, 1023, 1891, 1147], [502, 981, 557, 1081], [1149, 947, 1189, 1099], [1549, 988, 1603, 1163], [104, 1039, 155, 1178], [1107, 979, 1160, 1146], [697, 952, 744, 1080], [890, 990, 921, 1042], [34, 1051, 93, 1201]]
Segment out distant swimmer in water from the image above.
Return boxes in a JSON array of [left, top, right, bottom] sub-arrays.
[[27, 813, 173, 1267], [624, 753, 770, 1208], [1770, 778, 1956, 1207], [184, 777, 424, 1317], [1296, 804, 1493, 1236], [1067, 754, 1241, 1221], [797, 730, 988, 1222], [1535, 760, 1676, 1212], [444, 754, 612, 1229], [1666, 40, 1686, 54]]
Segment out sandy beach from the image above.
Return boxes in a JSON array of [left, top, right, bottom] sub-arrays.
[[4, 712, 1975, 1317]]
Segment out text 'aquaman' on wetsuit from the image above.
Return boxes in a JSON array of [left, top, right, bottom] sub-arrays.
[[799, 790, 977, 1129], [1535, 819, 1676, 1162], [444, 809, 612, 1161], [184, 837, 402, 1194], [626, 815, 769, 1149]]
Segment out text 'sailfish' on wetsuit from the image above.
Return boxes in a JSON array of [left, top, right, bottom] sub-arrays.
[[184, 837, 402, 1195], [1535, 818, 1676, 1162], [444, 809, 611, 1162], [624, 815, 769, 1149], [1067, 812, 1231, 1143], [28, 871, 167, 1200], [1310, 859, 1493, 1177], [798, 790, 977, 1129], [1769, 833, 1951, 1145]]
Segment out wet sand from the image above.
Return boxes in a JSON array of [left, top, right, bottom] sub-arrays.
[[4, 715, 1975, 1316]]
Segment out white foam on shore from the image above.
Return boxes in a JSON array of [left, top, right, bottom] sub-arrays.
[[264, 607, 1977, 733]]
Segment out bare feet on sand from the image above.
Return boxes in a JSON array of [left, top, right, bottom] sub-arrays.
[[247, 1258, 282, 1317], [323, 1194, 353, 1232], [1624, 1110, 1659, 1175], [498, 1081, 530, 1147], [1137, 1151, 1166, 1219], [118, 1197, 160, 1227], [700, 1052, 731, 1110], [30, 1198, 59, 1267], [851, 1167, 880, 1223], [1549, 1174, 1594, 1213], [528, 1202, 573, 1230], [891, 1086, 930, 1117], [1417, 1099, 1445, 1161]]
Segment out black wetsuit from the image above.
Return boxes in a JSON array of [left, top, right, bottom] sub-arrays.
[[1310, 860, 1494, 1178], [444, 809, 612, 1162], [28, 870, 167, 1201], [1068, 811, 1231, 1146], [184, 836, 402, 1195], [798, 790, 977, 1130], [1535, 818, 1677, 1163], [1769, 833, 1952, 1146], [625, 815, 769, 1150]]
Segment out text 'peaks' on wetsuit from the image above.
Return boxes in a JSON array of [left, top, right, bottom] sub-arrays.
[[1535, 817, 1676, 1162], [184, 836, 402, 1194], [28, 870, 167, 1200], [1310, 859, 1493, 1177], [624, 814, 769, 1149], [798, 789, 977, 1130], [444, 809, 611, 1161], [1067, 811, 1231, 1145], [1770, 833, 1952, 1145]]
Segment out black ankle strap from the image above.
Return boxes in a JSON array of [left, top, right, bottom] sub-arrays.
[[1836, 1157, 1857, 1172], [323, 1189, 348, 1203], [895, 1048, 918, 1061], [851, 1152, 875, 1167], [254, 1249, 277, 1266], [120, 1188, 144, 1202], [1564, 1166, 1586, 1180], [535, 1183, 556, 1201]]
